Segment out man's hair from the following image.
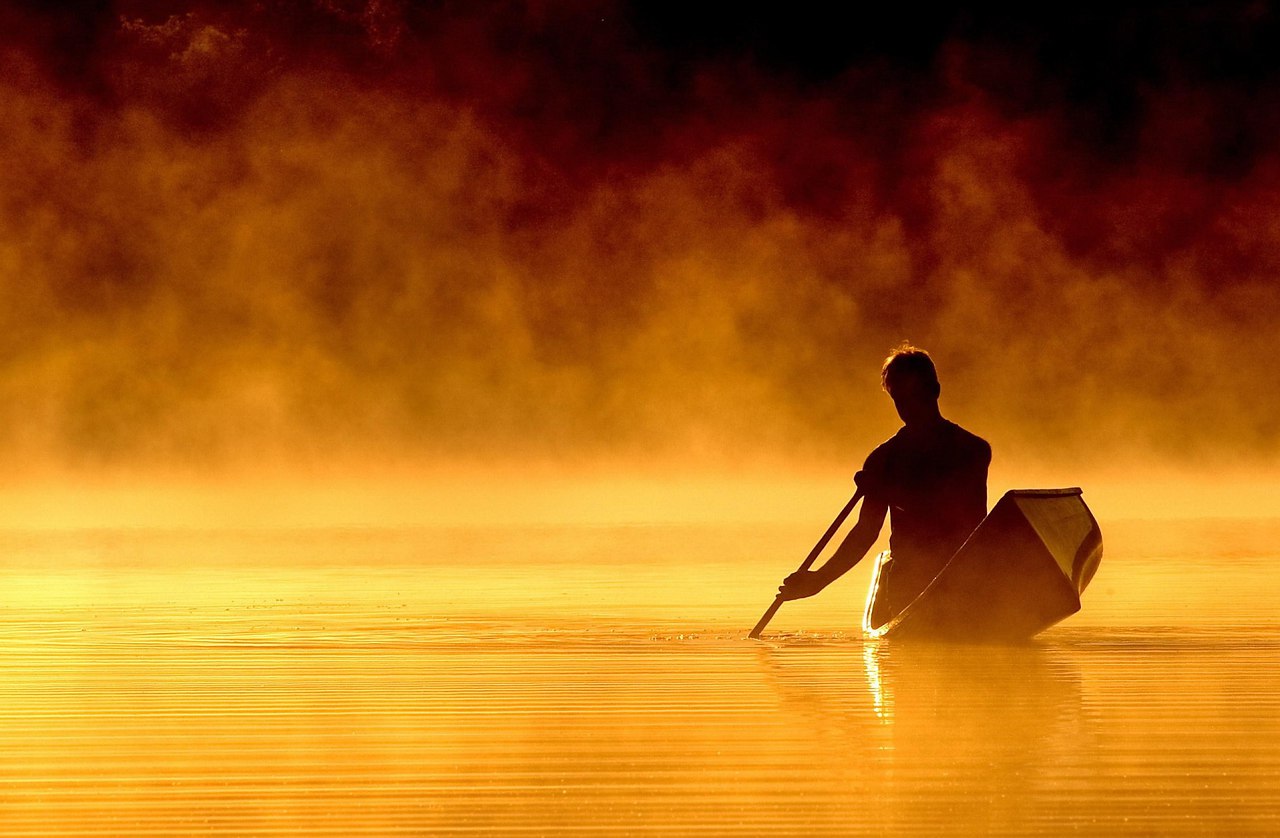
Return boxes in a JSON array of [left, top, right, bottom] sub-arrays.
[[881, 344, 941, 397]]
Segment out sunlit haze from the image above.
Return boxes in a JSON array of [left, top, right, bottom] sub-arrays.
[[0, 2, 1277, 520]]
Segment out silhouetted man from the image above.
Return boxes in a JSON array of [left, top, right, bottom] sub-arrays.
[[778, 346, 991, 622]]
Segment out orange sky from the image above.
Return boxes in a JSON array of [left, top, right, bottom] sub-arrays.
[[1, 2, 1277, 483]]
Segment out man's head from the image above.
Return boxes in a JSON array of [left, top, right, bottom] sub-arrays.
[[881, 344, 941, 424]]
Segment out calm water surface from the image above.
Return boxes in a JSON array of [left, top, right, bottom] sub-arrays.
[[1, 519, 1278, 835]]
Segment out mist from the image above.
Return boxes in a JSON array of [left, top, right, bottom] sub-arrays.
[[2, 0, 1279, 491]]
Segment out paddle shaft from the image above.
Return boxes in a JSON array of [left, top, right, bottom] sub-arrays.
[[748, 488, 865, 639]]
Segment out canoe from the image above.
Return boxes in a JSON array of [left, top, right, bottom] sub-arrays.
[[862, 488, 1103, 640]]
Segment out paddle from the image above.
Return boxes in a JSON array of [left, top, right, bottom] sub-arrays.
[[748, 488, 864, 639]]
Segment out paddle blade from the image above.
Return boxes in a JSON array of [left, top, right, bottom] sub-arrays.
[[748, 596, 784, 639]]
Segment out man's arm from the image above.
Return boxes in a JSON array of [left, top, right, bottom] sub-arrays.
[[777, 495, 888, 600]]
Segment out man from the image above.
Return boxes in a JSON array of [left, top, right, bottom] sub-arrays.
[[778, 345, 991, 623]]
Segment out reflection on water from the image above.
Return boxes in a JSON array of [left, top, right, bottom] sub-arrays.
[[1, 521, 1279, 835], [857, 638, 1083, 729]]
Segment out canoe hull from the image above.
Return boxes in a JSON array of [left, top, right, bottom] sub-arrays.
[[863, 488, 1103, 641]]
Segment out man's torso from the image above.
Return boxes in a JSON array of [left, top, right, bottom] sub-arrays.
[[862, 419, 991, 605]]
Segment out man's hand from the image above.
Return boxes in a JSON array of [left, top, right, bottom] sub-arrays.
[[778, 570, 825, 601]]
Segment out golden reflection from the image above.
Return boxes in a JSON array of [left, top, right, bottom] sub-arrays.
[[4, 522, 1280, 834], [861, 640, 893, 723]]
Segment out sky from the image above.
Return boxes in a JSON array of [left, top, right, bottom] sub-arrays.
[[2, 1, 1279, 484]]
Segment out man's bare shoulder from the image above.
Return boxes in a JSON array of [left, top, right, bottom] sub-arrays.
[[942, 420, 992, 462], [862, 430, 903, 468]]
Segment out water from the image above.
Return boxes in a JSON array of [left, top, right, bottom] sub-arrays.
[[1, 519, 1278, 835]]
